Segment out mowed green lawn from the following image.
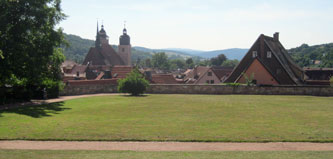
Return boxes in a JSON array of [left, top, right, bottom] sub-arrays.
[[0, 95, 332, 142], [0, 150, 332, 159]]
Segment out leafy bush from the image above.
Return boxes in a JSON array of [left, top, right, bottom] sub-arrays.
[[42, 79, 64, 99], [118, 68, 150, 96], [225, 83, 241, 86], [242, 72, 255, 86]]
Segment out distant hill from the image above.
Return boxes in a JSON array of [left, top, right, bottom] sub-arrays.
[[133, 46, 203, 60], [162, 48, 249, 61], [162, 48, 204, 55], [133, 47, 248, 61], [61, 34, 94, 63], [197, 49, 248, 60]]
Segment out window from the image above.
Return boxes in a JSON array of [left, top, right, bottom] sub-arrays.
[[267, 51, 272, 58], [211, 80, 215, 84], [122, 48, 125, 52], [208, 72, 212, 76], [252, 51, 258, 58], [206, 80, 210, 84]]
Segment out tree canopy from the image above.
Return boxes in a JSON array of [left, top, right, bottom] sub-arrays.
[[152, 52, 170, 70], [0, 0, 66, 98]]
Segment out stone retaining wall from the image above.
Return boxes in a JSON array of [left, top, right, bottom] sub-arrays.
[[146, 85, 333, 96], [61, 84, 333, 96], [60, 84, 118, 96]]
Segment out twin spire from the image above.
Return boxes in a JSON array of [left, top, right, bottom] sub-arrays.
[[95, 20, 130, 48]]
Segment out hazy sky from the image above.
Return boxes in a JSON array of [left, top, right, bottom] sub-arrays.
[[59, 0, 333, 51]]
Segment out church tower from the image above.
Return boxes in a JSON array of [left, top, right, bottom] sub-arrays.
[[118, 26, 131, 66], [95, 22, 109, 48]]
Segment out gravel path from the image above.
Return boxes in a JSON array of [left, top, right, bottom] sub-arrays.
[[1, 141, 333, 151]]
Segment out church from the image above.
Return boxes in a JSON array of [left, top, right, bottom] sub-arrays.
[[83, 23, 131, 66]]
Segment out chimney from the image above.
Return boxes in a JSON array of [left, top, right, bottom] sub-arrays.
[[274, 32, 279, 41]]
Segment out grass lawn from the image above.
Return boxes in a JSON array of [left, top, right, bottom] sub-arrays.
[[0, 95, 332, 142], [0, 150, 332, 159]]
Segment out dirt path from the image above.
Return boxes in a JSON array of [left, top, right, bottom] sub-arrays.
[[1, 141, 333, 151]]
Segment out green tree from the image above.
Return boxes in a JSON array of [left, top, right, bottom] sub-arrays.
[[152, 52, 170, 70], [198, 60, 211, 66], [221, 59, 239, 67], [211, 54, 227, 66], [118, 68, 150, 96], [170, 59, 186, 70], [0, 0, 66, 98], [186, 58, 194, 69]]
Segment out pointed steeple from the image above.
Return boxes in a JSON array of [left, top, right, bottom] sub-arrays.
[[97, 20, 99, 35], [95, 20, 101, 48]]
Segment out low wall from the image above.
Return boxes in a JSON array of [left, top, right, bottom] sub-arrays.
[[146, 85, 333, 96], [61, 84, 333, 96], [60, 84, 118, 96]]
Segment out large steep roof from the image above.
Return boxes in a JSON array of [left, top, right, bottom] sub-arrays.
[[224, 34, 304, 85], [83, 44, 125, 66]]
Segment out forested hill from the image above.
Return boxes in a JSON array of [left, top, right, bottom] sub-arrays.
[[289, 43, 333, 68], [61, 34, 94, 63]]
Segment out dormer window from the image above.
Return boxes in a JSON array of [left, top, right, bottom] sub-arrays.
[[252, 51, 258, 58], [267, 51, 272, 58]]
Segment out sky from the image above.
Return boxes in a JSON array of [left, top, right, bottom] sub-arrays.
[[59, 0, 333, 51]]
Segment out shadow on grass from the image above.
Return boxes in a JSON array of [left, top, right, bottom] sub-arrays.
[[0, 102, 70, 118], [120, 94, 149, 98]]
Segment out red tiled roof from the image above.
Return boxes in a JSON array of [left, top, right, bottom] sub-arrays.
[[211, 67, 234, 80], [184, 66, 210, 81], [66, 79, 118, 86], [151, 74, 178, 84], [111, 66, 132, 79]]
